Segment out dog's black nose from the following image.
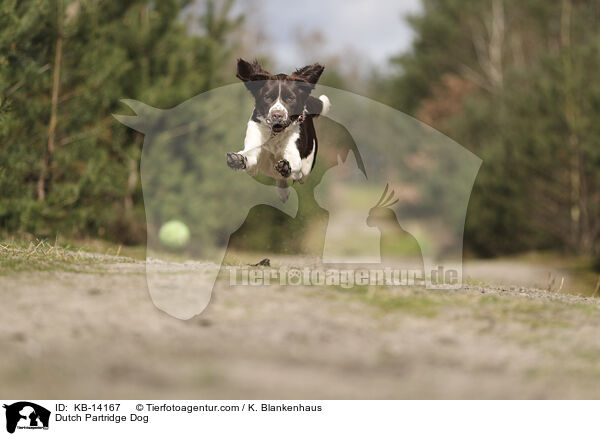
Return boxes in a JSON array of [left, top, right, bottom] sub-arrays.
[[270, 111, 285, 123]]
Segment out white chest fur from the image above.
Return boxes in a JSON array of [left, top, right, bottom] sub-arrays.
[[240, 119, 304, 181], [258, 123, 300, 158]]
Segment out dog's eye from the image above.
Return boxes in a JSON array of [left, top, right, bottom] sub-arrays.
[[285, 96, 295, 103], [264, 95, 275, 103]]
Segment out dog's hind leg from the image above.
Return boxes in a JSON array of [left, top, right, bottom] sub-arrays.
[[276, 179, 290, 203]]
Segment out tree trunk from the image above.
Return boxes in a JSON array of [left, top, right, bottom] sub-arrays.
[[38, 0, 63, 201], [560, 0, 593, 255], [124, 155, 139, 212]]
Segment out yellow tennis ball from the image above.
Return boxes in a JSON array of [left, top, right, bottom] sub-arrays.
[[158, 220, 190, 249]]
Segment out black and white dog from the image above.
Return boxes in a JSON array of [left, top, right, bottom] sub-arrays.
[[226, 59, 330, 202]]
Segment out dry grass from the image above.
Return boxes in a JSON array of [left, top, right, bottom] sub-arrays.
[[0, 239, 136, 273]]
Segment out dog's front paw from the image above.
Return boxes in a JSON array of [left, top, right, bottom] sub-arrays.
[[226, 152, 247, 170], [275, 159, 291, 178]]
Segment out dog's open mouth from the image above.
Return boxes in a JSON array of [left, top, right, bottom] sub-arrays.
[[271, 124, 286, 134]]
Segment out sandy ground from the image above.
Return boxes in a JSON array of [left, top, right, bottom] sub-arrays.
[[1, 258, 600, 399]]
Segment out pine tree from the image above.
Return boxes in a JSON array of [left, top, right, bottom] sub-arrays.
[[377, 0, 600, 258], [0, 0, 242, 243]]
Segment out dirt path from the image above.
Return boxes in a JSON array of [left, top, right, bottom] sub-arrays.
[[1, 259, 600, 399]]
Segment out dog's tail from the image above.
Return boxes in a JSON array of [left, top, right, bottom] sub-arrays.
[[306, 95, 331, 118], [318, 95, 331, 116], [276, 179, 290, 203]]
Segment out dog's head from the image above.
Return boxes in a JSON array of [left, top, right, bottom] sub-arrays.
[[236, 58, 324, 134]]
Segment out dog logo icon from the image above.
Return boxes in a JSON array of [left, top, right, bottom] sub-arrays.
[[3, 402, 50, 433]]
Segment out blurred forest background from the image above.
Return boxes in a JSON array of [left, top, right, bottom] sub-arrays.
[[1, 0, 599, 270]]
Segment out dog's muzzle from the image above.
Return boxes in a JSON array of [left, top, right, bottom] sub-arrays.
[[267, 110, 290, 134]]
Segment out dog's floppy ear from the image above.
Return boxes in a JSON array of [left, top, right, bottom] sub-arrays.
[[236, 58, 270, 82], [292, 63, 325, 86]]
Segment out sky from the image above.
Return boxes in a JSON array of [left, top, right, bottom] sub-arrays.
[[233, 0, 422, 72]]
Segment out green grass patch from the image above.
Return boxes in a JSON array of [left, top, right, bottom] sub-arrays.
[[0, 239, 136, 274], [368, 293, 441, 317], [332, 285, 443, 318], [472, 294, 588, 329], [328, 283, 600, 325]]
